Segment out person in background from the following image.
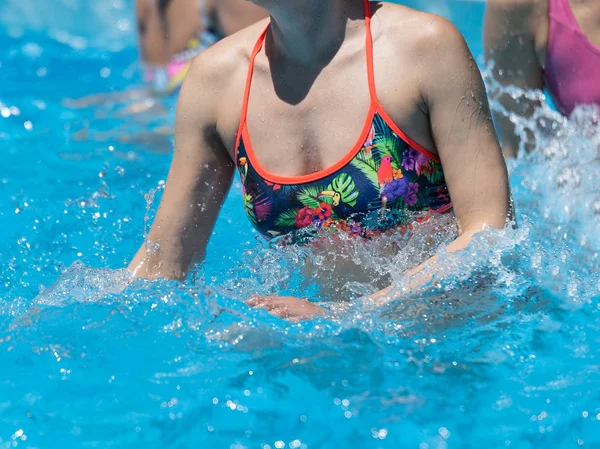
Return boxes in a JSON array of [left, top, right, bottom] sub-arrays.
[[485, 0, 600, 157], [129, 0, 512, 321], [65, 0, 267, 144], [213, 0, 270, 37], [138, 0, 268, 94]]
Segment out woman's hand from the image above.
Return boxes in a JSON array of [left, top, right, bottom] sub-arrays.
[[246, 296, 326, 322]]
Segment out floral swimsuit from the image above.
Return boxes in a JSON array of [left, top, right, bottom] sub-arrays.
[[234, 0, 452, 243]]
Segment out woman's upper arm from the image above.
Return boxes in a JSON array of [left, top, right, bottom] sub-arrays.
[[484, 0, 544, 156], [129, 58, 235, 280], [420, 19, 511, 233]]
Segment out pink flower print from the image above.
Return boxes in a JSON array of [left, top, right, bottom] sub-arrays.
[[402, 149, 430, 175]]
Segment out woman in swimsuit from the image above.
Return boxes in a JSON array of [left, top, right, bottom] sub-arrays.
[[129, 0, 512, 321], [67, 0, 267, 110], [485, 0, 600, 157], [212, 0, 270, 37], [138, 0, 268, 94]]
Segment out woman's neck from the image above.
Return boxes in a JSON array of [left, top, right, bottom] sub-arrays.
[[265, 0, 366, 66]]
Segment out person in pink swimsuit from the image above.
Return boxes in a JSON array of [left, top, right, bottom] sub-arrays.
[[485, 0, 600, 157]]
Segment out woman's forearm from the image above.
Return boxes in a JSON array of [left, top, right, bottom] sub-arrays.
[[366, 229, 487, 307]]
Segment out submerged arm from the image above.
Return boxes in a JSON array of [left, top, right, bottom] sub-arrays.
[[484, 0, 545, 157], [129, 58, 234, 280], [370, 18, 512, 305]]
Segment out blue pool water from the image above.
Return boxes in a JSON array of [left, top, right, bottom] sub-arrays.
[[1, 1, 600, 448]]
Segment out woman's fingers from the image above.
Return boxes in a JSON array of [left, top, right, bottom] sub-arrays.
[[245, 295, 275, 307], [252, 302, 279, 312], [248, 299, 295, 318], [246, 295, 291, 308], [245, 296, 320, 321], [245, 295, 262, 307], [247, 296, 286, 312]]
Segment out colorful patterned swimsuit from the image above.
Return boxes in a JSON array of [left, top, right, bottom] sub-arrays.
[[234, 0, 452, 243]]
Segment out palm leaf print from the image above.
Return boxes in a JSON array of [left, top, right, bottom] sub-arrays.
[[350, 157, 379, 190], [275, 209, 298, 227], [253, 193, 273, 222], [388, 198, 406, 211], [415, 189, 429, 210], [244, 199, 258, 226], [296, 185, 322, 209], [422, 160, 445, 184], [372, 114, 404, 164], [356, 149, 379, 171], [331, 173, 359, 207]]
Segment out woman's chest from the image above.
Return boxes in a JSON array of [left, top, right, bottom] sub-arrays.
[[236, 112, 450, 241], [234, 59, 430, 178]]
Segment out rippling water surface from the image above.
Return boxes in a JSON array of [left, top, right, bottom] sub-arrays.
[[1, 1, 599, 448]]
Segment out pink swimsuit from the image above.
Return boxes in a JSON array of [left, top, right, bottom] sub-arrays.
[[545, 0, 600, 115]]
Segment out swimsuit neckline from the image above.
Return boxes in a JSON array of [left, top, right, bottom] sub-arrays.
[[234, 0, 439, 186]]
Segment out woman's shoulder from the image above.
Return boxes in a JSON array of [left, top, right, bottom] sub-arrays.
[[176, 19, 270, 127], [371, 2, 468, 59], [185, 19, 270, 91]]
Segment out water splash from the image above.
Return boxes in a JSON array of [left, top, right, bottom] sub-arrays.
[[2, 7, 600, 447], [484, 61, 600, 253], [34, 261, 132, 307], [142, 180, 165, 255]]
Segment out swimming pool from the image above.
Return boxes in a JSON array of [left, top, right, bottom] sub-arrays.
[[1, 1, 600, 448]]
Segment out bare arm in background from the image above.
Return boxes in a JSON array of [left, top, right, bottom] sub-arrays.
[[65, 0, 203, 109], [484, 0, 545, 157], [128, 57, 235, 280]]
